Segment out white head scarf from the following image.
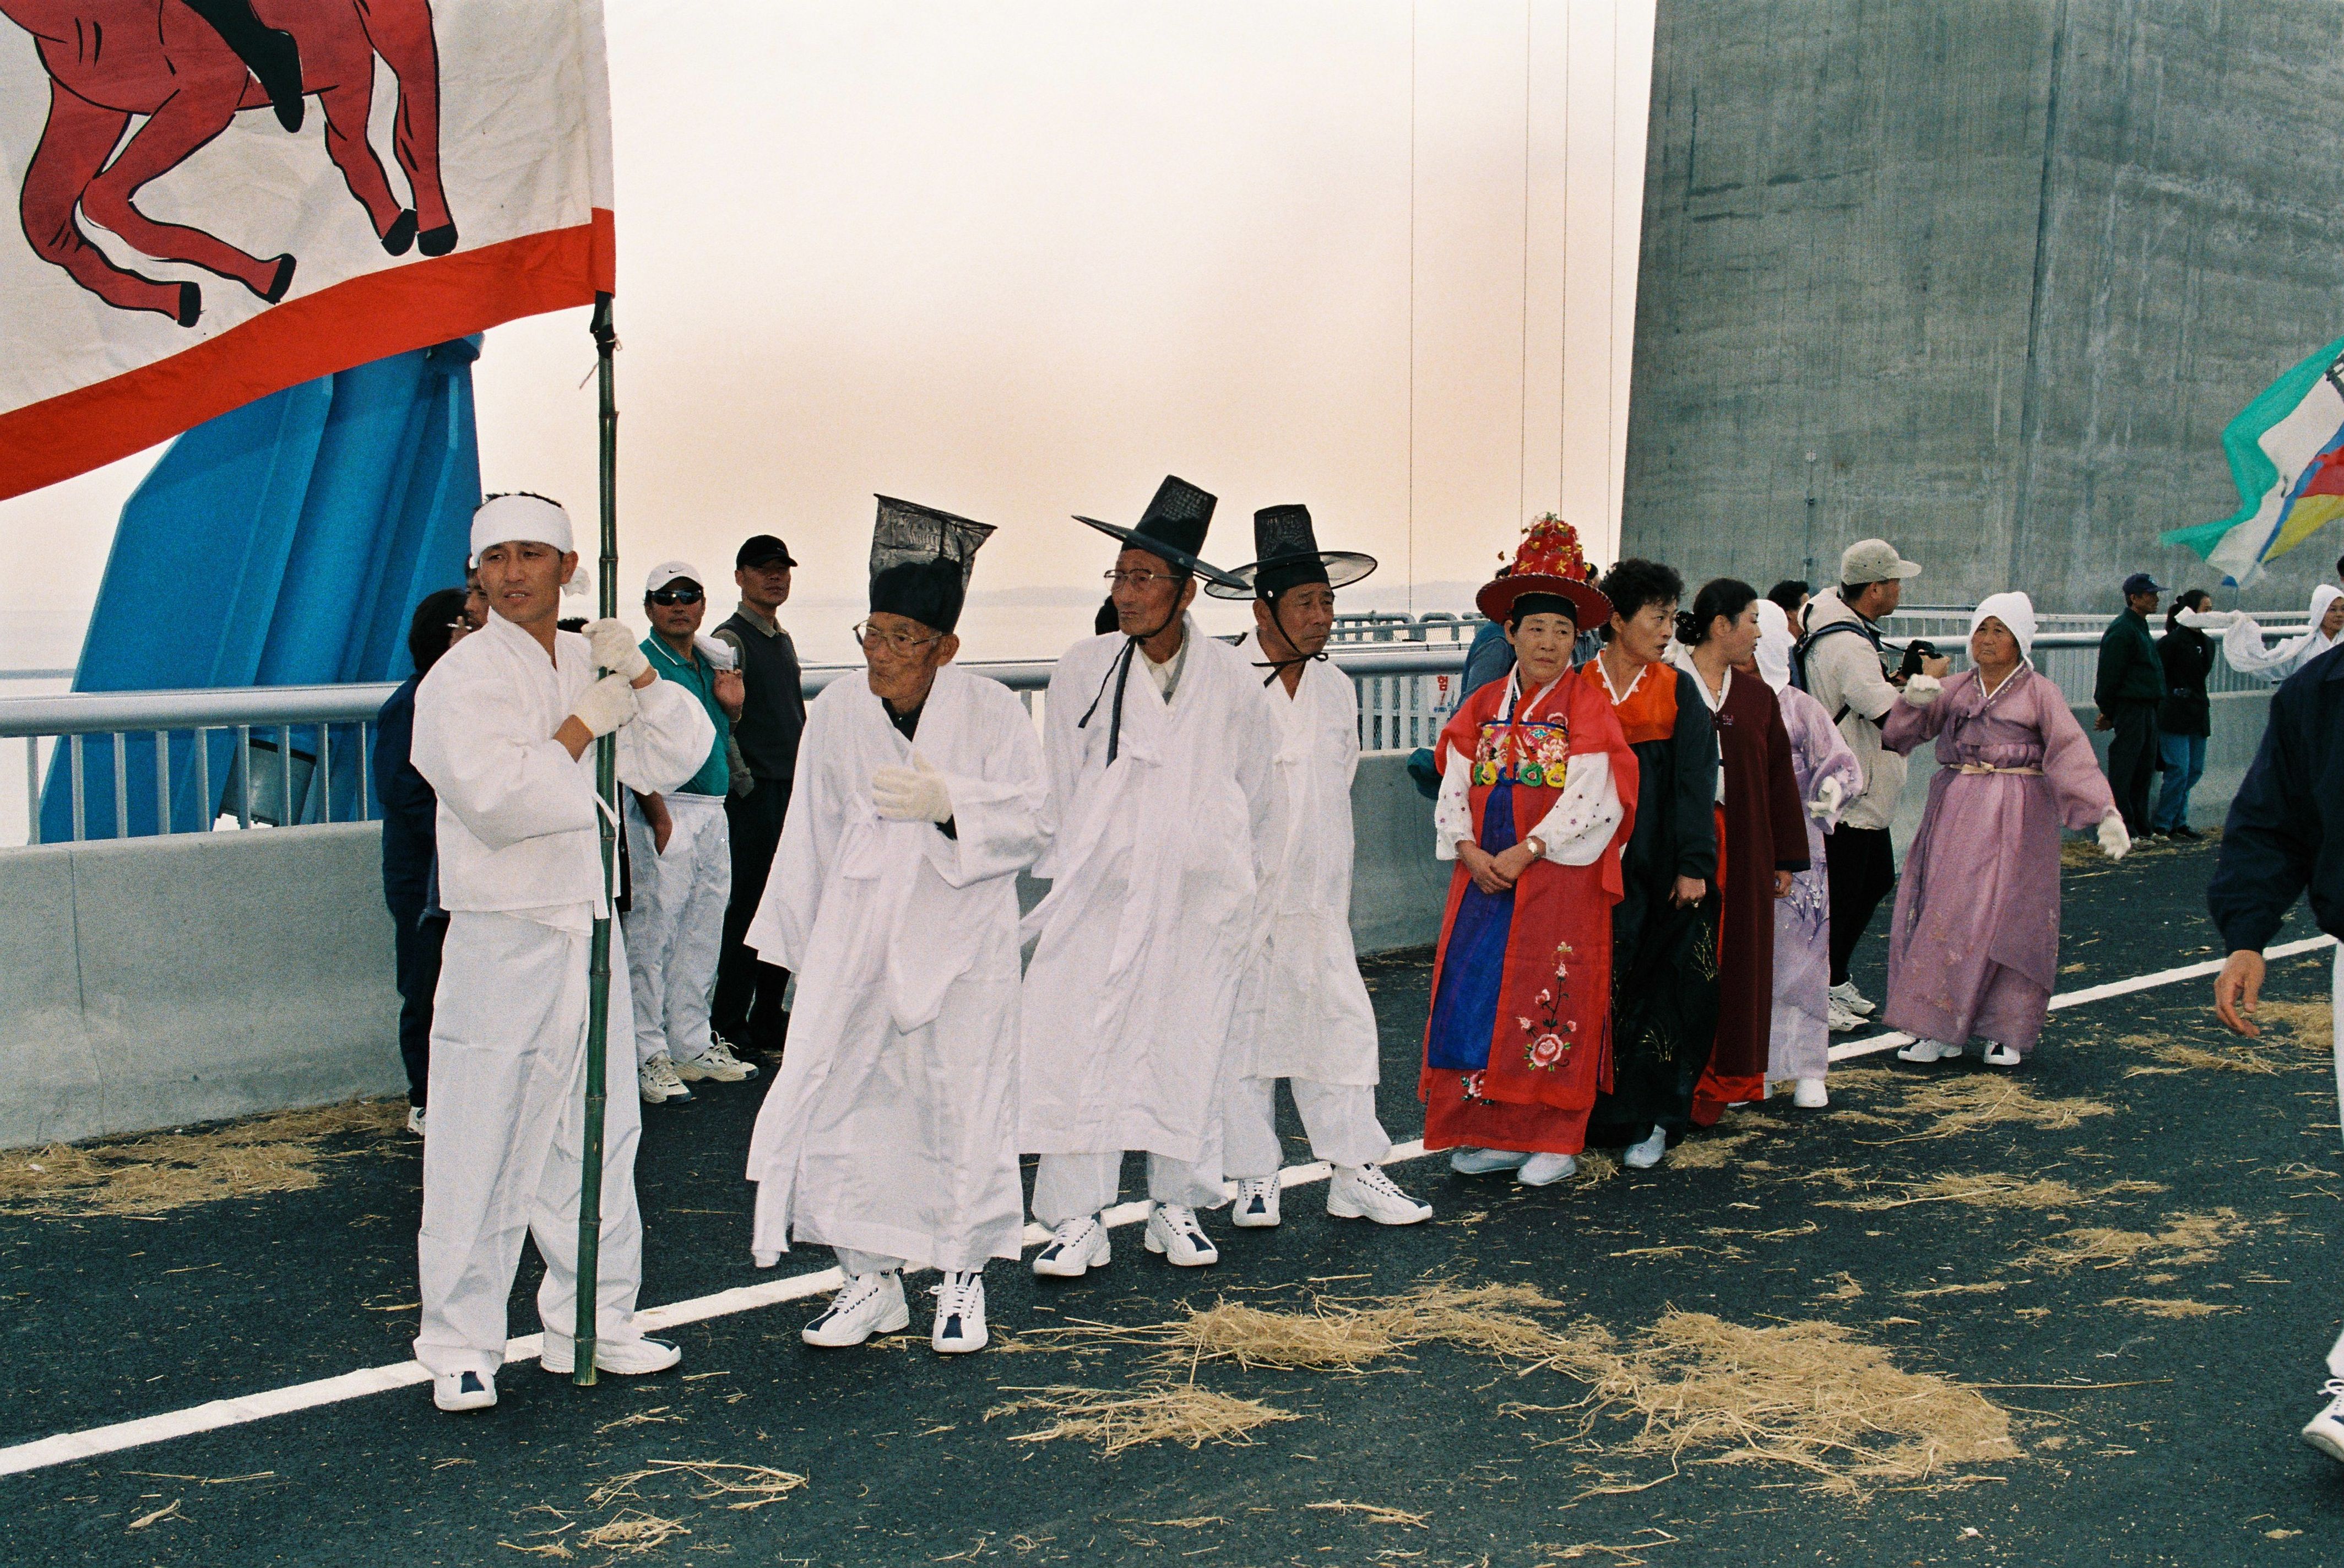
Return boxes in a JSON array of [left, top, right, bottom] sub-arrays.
[[1969, 591, 2037, 658], [470, 493, 588, 598], [1754, 598, 1794, 690], [2309, 584, 2343, 648]]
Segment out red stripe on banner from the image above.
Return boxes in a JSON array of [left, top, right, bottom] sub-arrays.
[[0, 209, 615, 503]]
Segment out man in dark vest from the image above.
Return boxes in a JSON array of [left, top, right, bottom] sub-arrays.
[[710, 535, 808, 1057]]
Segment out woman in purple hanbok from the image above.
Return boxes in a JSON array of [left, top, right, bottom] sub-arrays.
[[1748, 601, 1860, 1106], [1879, 593, 2129, 1069]]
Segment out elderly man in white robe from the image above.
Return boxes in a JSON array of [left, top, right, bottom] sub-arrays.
[[744, 498, 1045, 1355], [409, 493, 715, 1413], [1204, 505, 1430, 1228], [1022, 476, 1283, 1274]]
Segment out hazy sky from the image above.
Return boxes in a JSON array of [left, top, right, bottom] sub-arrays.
[[0, 1, 1654, 665]]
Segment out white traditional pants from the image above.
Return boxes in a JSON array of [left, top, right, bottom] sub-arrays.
[[414, 911, 649, 1377], [1030, 1150, 1225, 1226], [1220, 1076, 1393, 1179], [623, 791, 731, 1066]]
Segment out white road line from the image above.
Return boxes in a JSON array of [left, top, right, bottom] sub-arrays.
[[1, 938, 2330, 1479]]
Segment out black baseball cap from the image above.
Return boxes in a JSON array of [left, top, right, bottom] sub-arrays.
[[736, 535, 797, 569]]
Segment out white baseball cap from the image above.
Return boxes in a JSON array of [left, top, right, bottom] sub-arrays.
[[1839, 538, 1922, 585], [643, 560, 704, 593]]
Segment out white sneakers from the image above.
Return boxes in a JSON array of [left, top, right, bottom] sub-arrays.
[[1232, 1178, 1282, 1228], [1623, 1128, 1669, 1169], [1896, 1037, 1963, 1064], [1328, 1164, 1433, 1223], [1448, 1147, 1531, 1176], [1143, 1202, 1219, 1266], [931, 1271, 987, 1354], [539, 1334, 683, 1376], [1981, 1041, 2022, 1068], [1517, 1152, 1578, 1186], [1826, 1001, 1865, 1032], [405, 1105, 426, 1137], [802, 1272, 910, 1348], [432, 1369, 495, 1412], [676, 1037, 759, 1082], [1031, 1216, 1111, 1278], [1829, 981, 1878, 1017], [638, 1052, 693, 1103], [2303, 1380, 2344, 1465], [1792, 1078, 1830, 1109]]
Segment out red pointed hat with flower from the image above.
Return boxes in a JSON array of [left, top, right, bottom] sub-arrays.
[[1475, 514, 1612, 628]]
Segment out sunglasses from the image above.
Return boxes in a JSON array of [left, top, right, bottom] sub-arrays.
[[648, 587, 704, 606]]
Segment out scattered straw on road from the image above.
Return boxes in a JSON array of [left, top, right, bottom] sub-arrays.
[[0, 1099, 404, 1217]]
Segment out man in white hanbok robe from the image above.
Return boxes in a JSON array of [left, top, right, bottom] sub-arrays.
[[408, 493, 714, 1412], [1021, 477, 1283, 1274]]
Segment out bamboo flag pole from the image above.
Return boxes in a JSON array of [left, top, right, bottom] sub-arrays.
[[574, 291, 621, 1387]]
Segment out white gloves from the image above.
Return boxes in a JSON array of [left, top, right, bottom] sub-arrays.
[[1901, 672, 1943, 707], [872, 751, 954, 824], [2097, 812, 2131, 861], [2176, 607, 2241, 631], [569, 672, 640, 737], [584, 618, 650, 681], [1807, 774, 1843, 822]]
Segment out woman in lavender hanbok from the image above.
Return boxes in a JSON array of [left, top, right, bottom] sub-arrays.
[[1747, 601, 1860, 1106], [1879, 593, 2130, 1069]]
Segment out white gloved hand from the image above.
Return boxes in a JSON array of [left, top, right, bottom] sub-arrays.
[[2097, 811, 2131, 861], [569, 672, 640, 737], [1901, 672, 1943, 707], [584, 618, 650, 681], [1807, 773, 1843, 822], [871, 751, 953, 823]]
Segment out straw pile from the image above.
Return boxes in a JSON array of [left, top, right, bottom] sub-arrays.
[[2018, 1208, 2251, 1272], [0, 1099, 404, 1216], [2122, 1039, 2282, 1077], [986, 1383, 1301, 1457], [1820, 1173, 2083, 1213], [2255, 998, 2335, 1047]]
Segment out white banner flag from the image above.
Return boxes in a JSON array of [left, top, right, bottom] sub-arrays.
[[0, 0, 614, 500]]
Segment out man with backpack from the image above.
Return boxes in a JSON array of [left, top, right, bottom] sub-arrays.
[[1796, 539, 1949, 1029]]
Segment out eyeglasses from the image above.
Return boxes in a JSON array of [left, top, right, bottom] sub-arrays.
[[648, 587, 704, 606], [852, 621, 942, 655], [1103, 568, 1181, 589]]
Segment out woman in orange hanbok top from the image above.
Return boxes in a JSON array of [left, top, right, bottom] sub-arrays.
[[1420, 520, 1637, 1186]]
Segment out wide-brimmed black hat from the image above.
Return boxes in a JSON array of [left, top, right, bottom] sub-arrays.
[[1074, 475, 1245, 590], [1203, 504, 1378, 600], [867, 495, 994, 635]]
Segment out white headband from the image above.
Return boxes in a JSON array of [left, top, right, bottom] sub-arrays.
[[470, 494, 588, 599]]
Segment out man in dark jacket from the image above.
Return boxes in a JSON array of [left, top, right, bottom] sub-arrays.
[[373, 588, 472, 1137], [708, 534, 807, 1057], [2207, 643, 2344, 1465], [2093, 571, 2164, 834], [2152, 590, 2216, 838]]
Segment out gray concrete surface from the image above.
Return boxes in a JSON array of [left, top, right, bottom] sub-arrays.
[[1621, 0, 2344, 613]]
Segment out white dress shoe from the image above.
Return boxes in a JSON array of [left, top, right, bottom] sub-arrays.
[[1327, 1164, 1432, 1224], [432, 1369, 496, 1412], [1231, 1177, 1282, 1228], [1792, 1078, 1830, 1109], [540, 1334, 683, 1376], [1030, 1216, 1110, 1278], [802, 1272, 910, 1348], [1981, 1041, 2022, 1067], [1895, 1037, 1963, 1064], [1143, 1202, 1219, 1267], [1829, 980, 1878, 1016], [930, 1271, 988, 1354], [2304, 1380, 2344, 1465], [1448, 1147, 1531, 1176], [1517, 1152, 1579, 1186], [1623, 1128, 1668, 1169]]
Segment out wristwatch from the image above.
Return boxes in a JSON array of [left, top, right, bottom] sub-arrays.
[[1523, 834, 1547, 859]]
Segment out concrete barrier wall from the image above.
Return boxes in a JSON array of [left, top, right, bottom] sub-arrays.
[[0, 690, 2275, 1149]]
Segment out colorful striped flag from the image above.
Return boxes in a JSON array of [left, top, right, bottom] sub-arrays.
[[2163, 334, 2344, 587]]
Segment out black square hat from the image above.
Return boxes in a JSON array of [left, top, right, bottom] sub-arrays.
[[1203, 503, 1379, 600], [1074, 475, 1245, 590], [867, 495, 995, 634]]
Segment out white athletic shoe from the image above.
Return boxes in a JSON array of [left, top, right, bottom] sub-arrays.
[[1829, 981, 1878, 1017], [1030, 1216, 1110, 1278], [1826, 1001, 1865, 1032], [1623, 1128, 1668, 1170], [539, 1335, 683, 1376], [1517, 1152, 1579, 1186], [1328, 1164, 1433, 1224], [802, 1272, 910, 1348], [1981, 1041, 2022, 1068], [405, 1105, 426, 1137], [432, 1369, 496, 1412], [1448, 1147, 1531, 1176], [675, 1038, 758, 1082], [1143, 1202, 1219, 1267], [1793, 1078, 1830, 1109], [1231, 1177, 1282, 1228], [638, 1052, 693, 1103], [930, 1271, 988, 1354], [1895, 1038, 1963, 1064], [2303, 1380, 2344, 1466]]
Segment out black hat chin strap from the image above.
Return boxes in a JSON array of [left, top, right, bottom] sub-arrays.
[[1251, 595, 1326, 686]]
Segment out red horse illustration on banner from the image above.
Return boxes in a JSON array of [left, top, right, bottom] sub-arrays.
[[2, 0, 454, 327]]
